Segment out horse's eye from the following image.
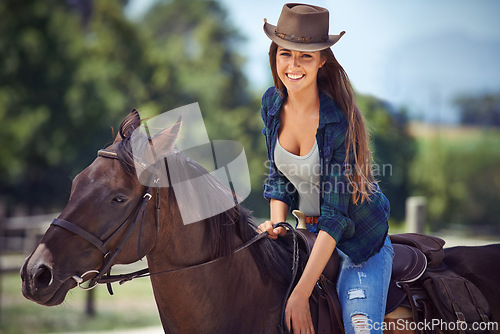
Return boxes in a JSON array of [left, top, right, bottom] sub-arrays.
[[112, 196, 128, 203]]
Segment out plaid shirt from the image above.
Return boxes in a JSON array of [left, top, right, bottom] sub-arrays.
[[261, 87, 390, 264]]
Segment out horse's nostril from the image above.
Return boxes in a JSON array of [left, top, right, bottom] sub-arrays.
[[34, 264, 53, 290]]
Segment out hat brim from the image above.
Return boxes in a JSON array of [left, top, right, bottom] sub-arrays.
[[263, 21, 345, 52]]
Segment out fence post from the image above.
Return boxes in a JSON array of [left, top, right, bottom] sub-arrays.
[[405, 196, 426, 234], [85, 288, 96, 317]]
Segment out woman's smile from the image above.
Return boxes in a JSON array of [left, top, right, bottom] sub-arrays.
[[286, 73, 305, 80]]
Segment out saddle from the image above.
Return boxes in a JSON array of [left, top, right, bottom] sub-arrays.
[[389, 233, 496, 334], [281, 219, 495, 334]]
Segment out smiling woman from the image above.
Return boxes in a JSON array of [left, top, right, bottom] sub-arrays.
[[257, 3, 393, 334]]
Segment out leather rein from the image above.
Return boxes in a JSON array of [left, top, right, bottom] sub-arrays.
[[51, 149, 272, 293]]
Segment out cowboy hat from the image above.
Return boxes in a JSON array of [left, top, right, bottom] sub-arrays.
[[263, 3, 345, 52]]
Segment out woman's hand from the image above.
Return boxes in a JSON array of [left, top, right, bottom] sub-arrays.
[[257, 220, 286, 240], [285, 288, 315, 333]]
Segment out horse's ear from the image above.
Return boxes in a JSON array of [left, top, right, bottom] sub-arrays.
[[114, 109, 141, 144], [149, 115, 182, 157], [113, 131, 123, 144]]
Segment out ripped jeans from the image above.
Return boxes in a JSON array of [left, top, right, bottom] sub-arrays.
[[336, 235, 394, 334]]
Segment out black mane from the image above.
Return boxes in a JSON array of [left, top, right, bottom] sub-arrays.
[[113, 111, 292, 285]]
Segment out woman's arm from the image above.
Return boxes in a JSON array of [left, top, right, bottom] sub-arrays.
[[286, 230, 337, 333], [257, 198, 289, 239]]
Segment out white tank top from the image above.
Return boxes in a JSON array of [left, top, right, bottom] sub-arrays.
[[274, 138, 321, 216]]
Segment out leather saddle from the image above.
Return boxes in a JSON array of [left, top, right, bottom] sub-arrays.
[[288, 213, 494, 334], [293, 228, 428, 314], [386, 243, 428, 313]]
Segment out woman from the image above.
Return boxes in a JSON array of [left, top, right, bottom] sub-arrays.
[[257, 4, 393, 334]]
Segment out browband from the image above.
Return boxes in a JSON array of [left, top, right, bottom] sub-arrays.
[[97, 149, 118, 159]]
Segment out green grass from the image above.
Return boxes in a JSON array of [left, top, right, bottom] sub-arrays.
[[0, 270, 161, 334]]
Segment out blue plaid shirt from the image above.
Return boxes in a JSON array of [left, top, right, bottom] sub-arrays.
[[261, 87, 390, 264]]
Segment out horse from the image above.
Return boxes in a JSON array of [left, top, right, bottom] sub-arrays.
[[21, 110, 500, 333], [444, 245, 500, 320], [21, 110, 294, 333]]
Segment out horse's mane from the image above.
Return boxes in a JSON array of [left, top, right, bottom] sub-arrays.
[[113, 111, 292, 285]]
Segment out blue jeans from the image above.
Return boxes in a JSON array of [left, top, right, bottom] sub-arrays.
[[336, 235, 394, 334]]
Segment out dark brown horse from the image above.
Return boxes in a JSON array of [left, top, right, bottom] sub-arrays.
[[444, 245, 500, 321], [21, 110, 294, 333], [21, 111, 500, 333]]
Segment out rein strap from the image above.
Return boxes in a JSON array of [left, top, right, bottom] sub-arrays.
[[94, 225, 270, 285]]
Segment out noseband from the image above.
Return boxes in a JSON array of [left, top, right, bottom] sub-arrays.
[[51, 149, 160, 292]]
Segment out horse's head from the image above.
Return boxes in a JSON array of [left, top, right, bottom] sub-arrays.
[[21, 110, 181, 306]]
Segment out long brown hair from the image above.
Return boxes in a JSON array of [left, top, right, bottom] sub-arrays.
[[268, 42, 376, 204]]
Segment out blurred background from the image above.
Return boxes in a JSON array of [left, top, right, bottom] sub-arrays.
[[1, 0, 499, 333]]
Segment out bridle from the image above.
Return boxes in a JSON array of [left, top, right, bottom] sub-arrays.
[[51, 149, 161, 292], [51, 148, 272, 293]]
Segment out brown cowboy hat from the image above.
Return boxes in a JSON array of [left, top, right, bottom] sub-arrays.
[[263, 3, 345, 52]]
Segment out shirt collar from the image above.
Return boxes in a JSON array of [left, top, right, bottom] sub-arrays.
[[268, 90, 284, 117]]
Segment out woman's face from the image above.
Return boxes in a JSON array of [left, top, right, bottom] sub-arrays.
[[275, 46, 325, 95]]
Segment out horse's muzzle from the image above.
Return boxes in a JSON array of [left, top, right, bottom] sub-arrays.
[[21, 253, 76, 306]]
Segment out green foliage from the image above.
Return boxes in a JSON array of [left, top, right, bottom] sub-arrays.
[[357, 94, 416, 222], [0, 0, 179, 213], [1, 0, 84, 212], [0, 0, 266, 215], [410, 128, 500, 230], [139, 0, 267, 215]]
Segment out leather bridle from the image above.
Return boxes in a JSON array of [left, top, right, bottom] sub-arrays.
[[51, 149, 160, 292], [51, 148, 273, 293]]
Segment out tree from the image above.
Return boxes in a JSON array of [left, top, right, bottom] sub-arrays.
[[1, 0, 87, 213], [357, 95, 416, 222], [0, 0, 183, 214], [455, 92, 500, 127], [0, 0, 266, 216], [139, 0, 266, 215], [410, 130, 500, 231]]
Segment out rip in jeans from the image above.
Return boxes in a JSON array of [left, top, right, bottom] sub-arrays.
[[351, 313, 370, 334], [348, 290, 370, 334], [347, 288, 366, 300]]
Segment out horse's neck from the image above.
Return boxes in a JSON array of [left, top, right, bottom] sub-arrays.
[[147, 241, 282, 333], [144, 195, 283, 332], [148, 194, 208, 268]]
